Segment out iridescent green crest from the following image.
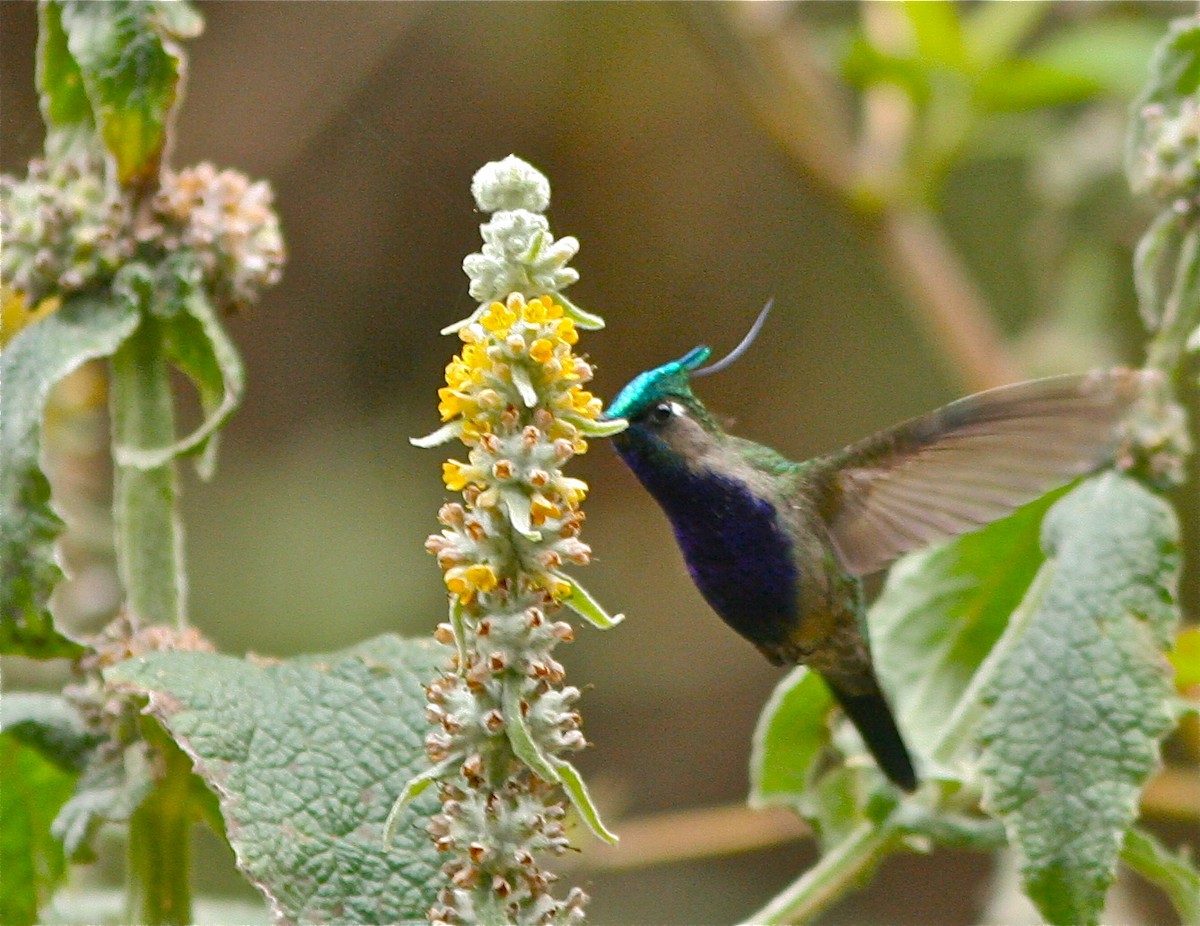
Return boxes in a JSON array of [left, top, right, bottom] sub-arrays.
[[605, 346, 711, 420]]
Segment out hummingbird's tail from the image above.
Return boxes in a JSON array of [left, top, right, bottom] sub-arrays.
[[827, 682, 917, 792]]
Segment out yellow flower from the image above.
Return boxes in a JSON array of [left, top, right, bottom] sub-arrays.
[[443, 460, 472, 491], [522, 296, 562, 325], [465, 563, 498, 592], [443, 562, 499, 603], [530, 494, 562, 525], [438, 388, 473, 422], [557, 387, 602, 420], [555, 318, 578, 345], [557, 477, 589, 507], [445, 360, 473, 390], [461, 343, 491, 371], [461, 419, 491, 443], [481, 300, 517, 333], [529, 338, 555, 363]]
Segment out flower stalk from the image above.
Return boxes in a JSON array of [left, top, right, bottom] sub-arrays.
[[398, 156, 625, 925]]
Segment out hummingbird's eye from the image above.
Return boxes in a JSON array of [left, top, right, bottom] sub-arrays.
[[649, 402, 675, 425]]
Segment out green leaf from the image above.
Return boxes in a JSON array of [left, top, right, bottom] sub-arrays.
[[870, 493, 1053, 764], [0, 693, 99, 771], [115, 278, 245, 478], [555, 293, 605, 331], [1, 292, 139, 658], [1122, 826, 1200, 926], [1026, 19, 1166, 100], [0, 734, 76, 926], [974, 58, 1104, 112], [1133, 211, 1187, 330], [52, 737, 154, 862], [572, 415, 627, 438], [502, 678, 561, 783], [560, 575, 624, 630], [979, 473, 1181, 926], [36, 0, 94, 160], [749, 667, 884, 852], [383, 754, 460, 850], [500, 679, 617, 844], [963, 1, 1050, 69], [410, 422, 463, 448], [902, 0, 967, 69], [105, 634, 446, 925], [510, 363, 538, 408], [749, 666, 834, 811], [550, 756, 618, 845], [58, 0, 201, 188]]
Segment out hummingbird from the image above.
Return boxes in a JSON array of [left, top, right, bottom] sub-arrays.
[[605, 305, 1144, 792]]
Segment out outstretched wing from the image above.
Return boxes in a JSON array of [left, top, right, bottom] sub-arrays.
[[819, 369, 1146, 576]]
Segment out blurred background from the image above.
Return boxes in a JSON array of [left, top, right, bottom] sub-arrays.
[[2, 2, 1196, 923]]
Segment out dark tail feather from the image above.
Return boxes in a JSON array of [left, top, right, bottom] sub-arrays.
[[828, 684, 918, 792]]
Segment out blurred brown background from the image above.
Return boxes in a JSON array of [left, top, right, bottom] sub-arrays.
[[2, 2, 1195, 923]]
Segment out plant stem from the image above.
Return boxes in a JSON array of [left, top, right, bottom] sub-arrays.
[[110, 316, 186, 627], [739, 818, 898, 925], [126, 733, 194, 926]]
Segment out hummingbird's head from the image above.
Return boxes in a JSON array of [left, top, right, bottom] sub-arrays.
[[604, 300, 773, 465], [604, 345, 725, 476], [605, 346, 722, 465]]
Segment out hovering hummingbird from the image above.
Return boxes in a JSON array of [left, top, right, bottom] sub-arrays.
[[606, 305, 1143, 791]]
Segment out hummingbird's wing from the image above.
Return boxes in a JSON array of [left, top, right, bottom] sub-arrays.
[[820, 369, 1146, 576]]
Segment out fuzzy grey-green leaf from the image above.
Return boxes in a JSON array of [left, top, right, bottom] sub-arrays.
[[105, 634, 445, 925], [1, 292, 139, 658], [978, 473, 1180, 926]]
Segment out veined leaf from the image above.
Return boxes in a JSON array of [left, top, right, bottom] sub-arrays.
[[105, 634, 445, 925], [979, 473, 1181, 926], [1, 292, 139, 658], [57, 0, 202, 188], [870, 493, 1053, 764]]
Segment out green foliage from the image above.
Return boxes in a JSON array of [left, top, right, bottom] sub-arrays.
[[0, 734, 76, 926], [979, 474, 1180, 926], [0, 693, 100, 771], [105, 635, 446, 925], [841, 1, 1166, 199], [1122, 827, 1200, 926], [56, 0, 201, 186], [36, 1, 94, 158], [871, 493, 1054, 763], [0, 292, 138, 657], [749, 472, 1187, 925], [2, 4, 1196, 925], [750, 667, 833, 812]]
